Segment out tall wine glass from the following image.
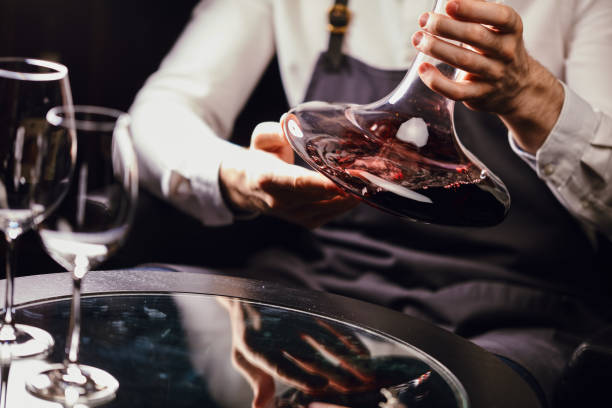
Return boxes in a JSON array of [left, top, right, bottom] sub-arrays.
[[0, 57, 77, 359], [26, 106, 138, 406]]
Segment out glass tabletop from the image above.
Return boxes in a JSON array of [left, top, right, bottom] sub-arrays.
[[9, 292, 468, 408]]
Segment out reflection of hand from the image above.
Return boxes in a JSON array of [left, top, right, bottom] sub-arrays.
[[219, 122, 359, 229], [219, 298, 374, 408], [412, 0, 564, 154]]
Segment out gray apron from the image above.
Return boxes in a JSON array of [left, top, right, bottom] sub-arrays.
[[240, 52, 612, 407]]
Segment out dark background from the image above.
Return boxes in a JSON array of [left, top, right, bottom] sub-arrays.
[[0, 0, 291, 276]]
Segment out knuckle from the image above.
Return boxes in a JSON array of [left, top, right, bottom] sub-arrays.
[[422, 70, 438, 91], [429, 15, 443, 34], [293, 175, 306, 190], [420, 34, 434, 54], [516, 18, 524, 34], [489, 66, 505, 81], [453, 88, 468, 101], [499, 6, 513, 26], [430, 80, 454, 100], [466, 23, 484, 44], [453, 51, 472, 69], [500, 5, 521, 32], [253, 174, 270, 191], [511, 10, 524, 33], [447, 82, 469, 101], [498, 39, 515, 61], [264, 195, 278, 210]]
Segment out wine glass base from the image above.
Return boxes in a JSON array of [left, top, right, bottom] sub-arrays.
[[0, 323, 54, 359], [26, 363, 119, 406]]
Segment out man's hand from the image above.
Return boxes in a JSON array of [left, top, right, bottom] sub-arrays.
[[219, 298, 372, 408], [219, 299, 435, 408], [219, 122, 358, 228], [412, 0, 564, 154]]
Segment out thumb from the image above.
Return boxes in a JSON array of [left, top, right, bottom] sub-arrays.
[[232, 349, 276, 408], [250, 121, 294, 164]]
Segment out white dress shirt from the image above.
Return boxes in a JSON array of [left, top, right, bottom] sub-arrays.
[[129, 0, 612, 240]]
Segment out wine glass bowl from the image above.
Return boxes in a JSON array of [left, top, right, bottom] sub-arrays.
[[26, 106, 137, 406], [0, 57, 77, 359], [40, 107, 135, 276]]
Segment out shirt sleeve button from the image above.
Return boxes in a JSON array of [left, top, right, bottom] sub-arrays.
[[542, 163, 556, 176]]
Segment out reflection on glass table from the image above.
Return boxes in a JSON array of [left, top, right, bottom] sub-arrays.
[[8, 293, 467, 408]]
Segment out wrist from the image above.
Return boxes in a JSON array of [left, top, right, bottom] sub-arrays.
[[218, 162, 260, 218], [501, 58, 564, 155]]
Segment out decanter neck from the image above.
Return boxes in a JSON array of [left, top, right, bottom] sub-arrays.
[[432, 0, 448, 14], [387, 0, 458, 105]]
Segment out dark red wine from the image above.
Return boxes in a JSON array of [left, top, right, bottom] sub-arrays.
[[283, 102, 509, 226]]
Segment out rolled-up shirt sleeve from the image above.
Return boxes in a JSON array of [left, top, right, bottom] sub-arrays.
[[129, 0, 274, 226], [510, 0, 612, 240], [528, 86, 612, 240]]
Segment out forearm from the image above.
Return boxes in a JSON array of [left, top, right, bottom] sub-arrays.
[[130, 96, 243, 226], [500, 56, 565, 155], [414, 0, 612, 239], [128, 0, 276, 225]]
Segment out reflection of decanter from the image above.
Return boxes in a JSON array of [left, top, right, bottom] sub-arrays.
[[282, 0, 510, 227], [379, 371, 432, 408]]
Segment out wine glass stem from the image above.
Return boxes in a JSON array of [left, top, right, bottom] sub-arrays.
[[0, 363, 8, 408], [2, 237, 17, 327], [66, 274, 82, 364]]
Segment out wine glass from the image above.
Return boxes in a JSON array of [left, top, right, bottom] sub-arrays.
[[26, 106, 138, 406], [0, 57, 77, 359]]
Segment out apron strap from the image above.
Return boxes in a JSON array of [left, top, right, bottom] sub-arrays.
[[325, 0, 351, 71]]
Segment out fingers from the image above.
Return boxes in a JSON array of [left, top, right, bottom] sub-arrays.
[[418, 11, 512, 61], [412, 31, 500, 79], [250, 122, 283, 150], [221, 144, 355, 224], [315, 320, 370, 358], [280, 195, 359, 229], [276, 328, 372, 393], [299, 333, 373, 385], [446, 0, 522, 34], [411, 0, 532, 116], [256, 164, 358, 228], [260, 349, 330, 391], [281, 347, 362, 393], [232, 350, 277, 408], [259, 164, 343, 201], [251, 121, 294, 164], [417, 62, 492, 102]]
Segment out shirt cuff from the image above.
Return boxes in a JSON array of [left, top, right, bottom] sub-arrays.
[[534, 82, 595, 187], [162, 141, 248, 226], [508, 134, 537, 170]]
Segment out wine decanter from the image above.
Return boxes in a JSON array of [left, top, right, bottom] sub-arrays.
[[281, 0, 510, 227]]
